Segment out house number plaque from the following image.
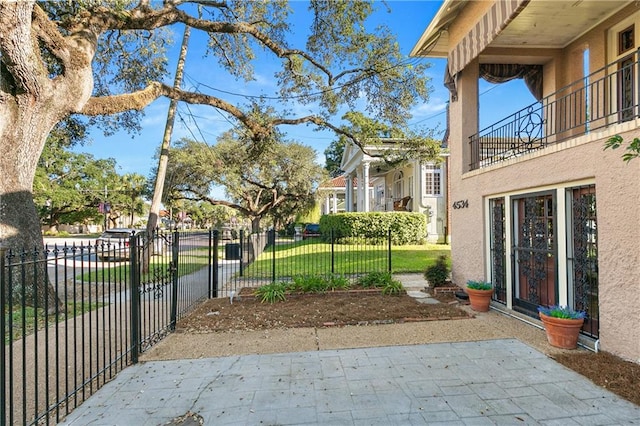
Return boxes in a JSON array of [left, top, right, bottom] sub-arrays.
[[452, 199, 469, 209]]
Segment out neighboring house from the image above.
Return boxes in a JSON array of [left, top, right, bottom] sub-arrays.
[[317, 175, 350, 215], [338, 139, 449, 243], [412, 0, 640, 363]]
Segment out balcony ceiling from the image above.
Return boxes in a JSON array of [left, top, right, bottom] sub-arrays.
[[411, 0, 632, 57], [491, 0, 631, 48]]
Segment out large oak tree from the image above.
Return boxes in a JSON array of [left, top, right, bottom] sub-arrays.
[[0, 0, 432, 304], [163, 132, 325, 232]]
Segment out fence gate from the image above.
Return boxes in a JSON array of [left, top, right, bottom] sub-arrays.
[[1, 229, 212, 425], [131, 231, 179, 357]]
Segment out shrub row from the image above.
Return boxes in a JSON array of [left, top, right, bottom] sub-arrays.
[[319, 212, 427, 245], [254, 272, 403, 303]]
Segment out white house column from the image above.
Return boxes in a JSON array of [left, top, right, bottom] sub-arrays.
[[362, 162, 370, 212], [332, 191, 338, 213], [324, 195, 330, 214], [345, 174, 353, 212], [356, 167, 363, 212]]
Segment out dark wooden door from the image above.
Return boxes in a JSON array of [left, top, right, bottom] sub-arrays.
[[512, 194, 557, 316]]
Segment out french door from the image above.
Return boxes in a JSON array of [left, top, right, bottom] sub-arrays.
[[512, 193, 557, 316]]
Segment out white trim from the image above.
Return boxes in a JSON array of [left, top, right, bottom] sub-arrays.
[[484, 196, 492, 288], [556, 190, 569, 307]]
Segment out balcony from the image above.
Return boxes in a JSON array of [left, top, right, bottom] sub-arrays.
[[469, 50, 640, 170]]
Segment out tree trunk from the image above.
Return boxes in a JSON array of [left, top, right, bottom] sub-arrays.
[[0, 123, 62, 309], [0, 2, 103, 308], [251, 217, 261, 233], [144, 27, 190, 273], [146, 27, 190, 235]]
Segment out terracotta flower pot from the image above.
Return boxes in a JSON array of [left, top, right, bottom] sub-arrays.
[[539, 312, 584, 349], [465, 288, 493, 312]]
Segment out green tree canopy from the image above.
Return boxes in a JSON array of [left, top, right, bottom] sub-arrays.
[[34, 137, 148, 232], [163, 131, 326, 232]]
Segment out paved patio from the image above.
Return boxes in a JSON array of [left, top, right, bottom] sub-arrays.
[[60, 339, 640, 425]]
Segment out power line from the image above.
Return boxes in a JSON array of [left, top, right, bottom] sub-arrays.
[[408, 82, 504, 128], [182, 103, 210, 144], [176, 110, 202, 143], [183, 56, 424, 103]]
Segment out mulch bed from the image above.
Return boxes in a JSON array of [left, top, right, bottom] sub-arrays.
[[177, 291, 470, 333]]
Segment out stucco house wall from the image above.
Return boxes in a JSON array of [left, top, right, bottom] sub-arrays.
[[414, 0, 640, 363]]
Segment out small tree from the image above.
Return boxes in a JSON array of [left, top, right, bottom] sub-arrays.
[[424, 255, 450, 287]]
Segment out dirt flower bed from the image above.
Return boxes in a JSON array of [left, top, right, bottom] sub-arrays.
[[177, 292, 470, 333]]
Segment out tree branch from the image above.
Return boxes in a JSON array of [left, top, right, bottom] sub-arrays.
[[0, 1, 47, 95], [173, 192, 252, 217], [31, 5, 71, 67], [64, 5, 336, 85], [80, 82, 272, 139]]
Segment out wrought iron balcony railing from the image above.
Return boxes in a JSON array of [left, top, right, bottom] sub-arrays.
[[469, 49, 640, 170]]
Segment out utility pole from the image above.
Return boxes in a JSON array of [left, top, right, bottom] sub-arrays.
[[146, 26, 190, 234]]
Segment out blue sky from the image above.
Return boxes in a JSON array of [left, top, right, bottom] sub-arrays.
[[76, 1, 536, 181]]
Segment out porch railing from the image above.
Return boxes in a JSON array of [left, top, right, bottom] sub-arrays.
[[470, 49, 640, 170]]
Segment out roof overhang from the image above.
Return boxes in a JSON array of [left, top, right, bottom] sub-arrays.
[[410, 0, 467, 58], [412, 0, 632, 62]]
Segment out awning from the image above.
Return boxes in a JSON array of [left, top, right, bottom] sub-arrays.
[[446, 0, 530, 99]]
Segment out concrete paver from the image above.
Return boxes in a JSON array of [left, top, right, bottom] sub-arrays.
[[57, 275, 640, 425], [59, 339, 640, 425]]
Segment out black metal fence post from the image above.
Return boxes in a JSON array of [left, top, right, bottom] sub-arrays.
[[212, 230, 219, 298], [330, 229, 335, 274], [208, 229, 212, 299], [388, 228, 392, 272], [129, 233, 140, 364], [271, 229, 276, 283], [170, 230, 180, 330], [239, 229, 244, 277], [1, 247, 6, 426]]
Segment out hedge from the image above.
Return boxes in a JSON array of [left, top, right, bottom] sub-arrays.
[[319, 212, 427, 245]]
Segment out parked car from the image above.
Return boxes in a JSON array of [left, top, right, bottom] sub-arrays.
[[302, 223, 321, 240], [95, 228, 143, 261]]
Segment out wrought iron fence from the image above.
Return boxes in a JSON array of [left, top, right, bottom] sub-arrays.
[[215, 229, 392, 297], [2, 227, 393, 425], [1, 229, 211, 425], [470, 49, 640, 170]]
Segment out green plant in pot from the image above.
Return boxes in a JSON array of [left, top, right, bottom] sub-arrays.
[[465, 280, 493, 312], [537, 305, 586, 349]]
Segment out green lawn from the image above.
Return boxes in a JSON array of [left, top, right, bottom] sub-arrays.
[[243, 240, 451, 277], [80, 249, 210, 283], [243, 239, 388, 277], [79, 240, 449, 282], [391, 244, 451, 273]]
